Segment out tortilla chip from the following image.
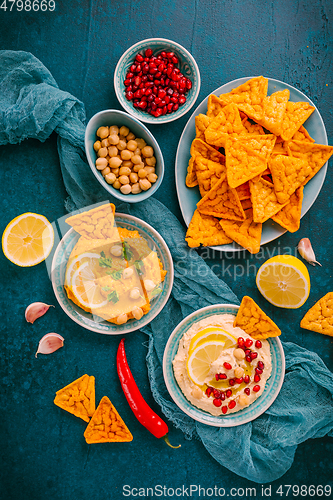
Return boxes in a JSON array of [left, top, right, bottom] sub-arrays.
[[185, 209, 233, 247], [240, 119, 265, 135], [256, 89, 290, 136], [197, 175, 245, 221], [195, 156, 226, 197], [186, 157, 198, 187], [66, 203, 116, 240], [287, 140, 333, 183], [236, 134, 277, 160], [280, 101, 315, 141], [250, 177, 288, 223], [54, 375, 95, 423], [191, 138, 226, 164], [219, 209, 262, 254], [272, 186, 303, 232], [84, 396, 133, 444], [204, 103, 245, 148], [241, 199, 253, 210], [269, 154, 310, 204], [300, 292, 333, 337], [271, 140, 289, 156], [207, 94, 225, 118], [234, 296, 281, 339], [195, 114, 212, 139], [219, 76, 268, 121], [292, 125, 315, 143], [225, 138, 268, 188], [236, 182, 251, 200]]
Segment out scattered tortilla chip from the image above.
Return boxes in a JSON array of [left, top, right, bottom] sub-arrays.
[[269, 154, 310, 204], [84, 396, 133, 444], [256, 89, 290, 136], [219, 76, 268, 121], [287, 140, 333, 184], [234, 296, 281, 339], [66, 203, 116, 240], [237, 134, 277, 160], [272, 186, 303, 232], [207, 94, 225, 118], [186, 157, 198, 188], [280, 101, 315, 141], [236, 182, 251, 200], [219, 209, 262, 254], [195, 114, 212, 139], [195, 156, 226, 197], [300, 292, 333, 337], [197, 175, 246, 221], [185, 209, 233, 248], [250, 177, 288, 223], [225, 138, 268, 188], [204, 103, 245, 148], [54, 375, 95, 423], [292, 125, 315, 143]]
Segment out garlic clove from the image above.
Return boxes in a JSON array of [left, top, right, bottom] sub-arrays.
[[298, 238, 322, 266], [35, 333, 64, 358], [25, 302, 54, 324]]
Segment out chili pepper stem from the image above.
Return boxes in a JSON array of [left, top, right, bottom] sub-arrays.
[[162, 434, 181, 449]]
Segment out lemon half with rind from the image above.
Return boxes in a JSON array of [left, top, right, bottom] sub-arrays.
[[71, 262, 108, 310], [189, 327, 237, 354], [256, 255, 310, 309], [65, 252, 101, 288], [187, 340, 226, 386]]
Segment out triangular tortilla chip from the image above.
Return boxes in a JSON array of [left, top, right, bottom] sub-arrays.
[[240, 119, 265, 136], [236, 134, 277, 160], [207, 94, 225, 118], [225, 138, 268, 188], [66, 203, 116, 240], [300, 292, 333, 337], [54, 375, 95, 423], [236, 182, 251, 200], [241, 199, 252, 210], [256, 89, 290, 136], [219, 209, 262, 254], [250, 177, 288, 223], [197, 175, 246, 221], [291, 125, 315, 143], [269, 154, 310, 204], [195, 114, 211, 139], [185, 157, 198, 187], [185, 209, 233, 248], [280, 101, 315, 141], [190, 138, 225, 164], [272, 186, 303, 232], [287, 140, 333, 183], [195, 156, 226, 197], [234, 296, 281, 339], [204, 103, 245, 148], [271, 140, 289, 156], [84, 396, 133, 443], [219, 76, 268, 121]]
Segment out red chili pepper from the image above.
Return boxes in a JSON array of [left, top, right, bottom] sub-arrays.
[[117, 338, 180, 449]]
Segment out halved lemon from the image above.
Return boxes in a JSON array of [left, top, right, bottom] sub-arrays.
[[2, 213, 54, 267], [256, 255, 310, 309], [65, 252, 101, 288], [71, 262, 108, 310], [189, 327, 237, 354], [187, 340, 226, 386]]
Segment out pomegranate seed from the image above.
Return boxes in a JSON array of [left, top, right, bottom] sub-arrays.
[[140, 95, 147, 102], [145, 48, 153, 57], [160, 100, 166, 106], [250, 352, 258, 360], [158, 89, 166, 99], [255, 340, 262, 349], [160, 51, 167, 58], [223, 362, 232, 370], [226, 389, 232, 398], [244, 388, 250, 396], [238, 337, 245, 347], [136, 53, 143, 62], [213, 389, 221, 399], [166, 51, 174, 58], [179, 96, 186, 104], [134, 89, 143, 98], [148, 74, 154, 81], [245, 355, 251, 363], [171, 96, 179, 104], [228, 400, 236, 409], [145, 88, 153, 96], [245, 349, 251, 356], [155, 71, 162, 79], [124, 79, 131, 86], [127, 85, 133, 92], [244, 375, 250, 384], [254, 374, 261, 382], [213, 398, 222, 407], [153, 85, 158, 94], [229, 379, 235, 386], [155, 97, 162, 106], [147, 95, 154, 102], [142, 63, 149, 73], [167, 88, 174, 95], [186, 79, 192, 89], [257, 361, 264, 370], [215, 374, 220, 381], [154, 79, 161, 86], [253, 385, 261, 392], [151, 103, 157, 111], [133, 101, 140, 108], [255, 368, 263, 375], [130, 64, 136, 72], [245, 338, 253, 347], [162, 105, 167, 115], [126, 92, 133, 100], [220, 392, 226, 401], [126, 72, 134, 78], [138, 100, 147, 109], [154, 108, 163, 117], [235, 377, 243, 384], [173, 104, 179, 111], [222, 406, 228, 414], [135, 64, 142, 73], [165, 96, 170, 104], [205, 387, 213, 397], [219, 373, 227, 380], [172, 56, 179, 64]]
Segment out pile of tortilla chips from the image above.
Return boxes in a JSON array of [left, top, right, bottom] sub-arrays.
[[185, 76, 333, 254]]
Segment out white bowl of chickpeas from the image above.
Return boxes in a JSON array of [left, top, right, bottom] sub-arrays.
[[85, 109, 164, 202]]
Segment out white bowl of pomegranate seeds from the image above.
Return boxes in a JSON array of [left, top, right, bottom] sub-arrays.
[[114, 38, 201, 124]]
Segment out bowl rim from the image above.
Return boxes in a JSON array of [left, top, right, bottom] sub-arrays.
[[84, 109, 165, 203], [51, 211, 174, 334], [162, 303, 286, 427], [114, 37, 201, 124]]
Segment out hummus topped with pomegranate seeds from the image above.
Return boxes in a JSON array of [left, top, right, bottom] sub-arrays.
[[172, 314, 272, 416]]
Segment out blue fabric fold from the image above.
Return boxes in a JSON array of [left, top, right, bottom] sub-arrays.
[[1, 50, 332, 484]]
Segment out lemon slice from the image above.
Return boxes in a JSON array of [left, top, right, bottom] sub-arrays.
[[187, 340, 226, 386], [65, 252, 101, 288], [256, 255, 310, 308], [2, 212, 54, 267], [71, 262, 108, 310], [189, 326, 237, 354]]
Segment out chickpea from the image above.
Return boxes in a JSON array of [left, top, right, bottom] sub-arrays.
[[130, 172, 138, 184], [131, 154, 142, 165], [123, 268, 134, 279], [109, 134, 120, 145], [105, 172, 117, 184], [127, 139, 138, 152], [130, 287, 141, 300], [119, 175, 130, 185], [126, 132, 135, 141], [139, 179, 152, 191], [141, 145, 154, 158], [119, 126, 130, 137], [191, 386, 203, 399], [234, 348, 245, 360], [109, 157, 122, 169], [133, 162, 145, 172], [145, 156, 156, 166], [138, 168, 147, 179], [110, 244, 122, 257], [95, 157, 109, 170], [111, 168, 120, 176], [117, 139, 127, 151], [98, 147, 108, 158], [109, 125, 119, 135], [144, 279, 155, 291], [147, 173, 158, 183], [134, 147, 141, 155], [238, 394, 250, 407], [132, 307, 144, 320], [94, 140, 101, 151], [122, 160, 133, 169], [108, 146, 118, 157], [101, 138, 110, 148], [120, 149, 133, 161], [131, 183, 142, 194], [234, 367, 245, 378], [113, 180, 121, 190], [135, 138, 146, 149], [117, 313, 128, 325], [144, 166, 155, 175], [120, 184, 132, 195], [96, 126, 109, 139], [118, 135, 126, 142], [119, 166, 131, 176], [101, 166, 111, 176]]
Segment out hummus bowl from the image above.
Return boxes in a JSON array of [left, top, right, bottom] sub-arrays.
[[163, 304, 285, 427], [51, 213, 174, 334]]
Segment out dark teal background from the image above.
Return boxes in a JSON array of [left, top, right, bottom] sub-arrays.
[[1, 1, 333, 499]]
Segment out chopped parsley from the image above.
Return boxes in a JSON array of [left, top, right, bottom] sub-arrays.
[[122, 241, 133, 261], [110, 270, 122, 280], [98, 251, 113, 268], [101, 286, 111, 292], [134, 260, 145, 277], [150, 285, 163, 298], [107, 290, 119, 304]]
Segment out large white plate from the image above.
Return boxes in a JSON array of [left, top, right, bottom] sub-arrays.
[[175, 76, 329, 252]]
